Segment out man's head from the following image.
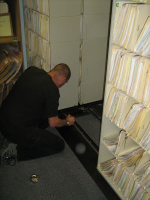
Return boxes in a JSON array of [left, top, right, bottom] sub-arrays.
[[48, 63, 71, 88]]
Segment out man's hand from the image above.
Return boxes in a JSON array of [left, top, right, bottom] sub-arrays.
[[48, 115, 75, 127], [66, 114, 75, 126]]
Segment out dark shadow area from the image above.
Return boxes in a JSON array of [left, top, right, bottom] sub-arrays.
[[57, 103, 120, 200]]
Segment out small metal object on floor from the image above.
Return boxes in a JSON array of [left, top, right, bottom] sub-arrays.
[[30, 174, 39, 183]]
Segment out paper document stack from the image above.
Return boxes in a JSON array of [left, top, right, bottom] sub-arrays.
[[0, 44, 22, 85], [0, 43, 22, 106], [103, 133, 120, 154], [24, 8, 49, 41], [113, 3, 150, 52], [105, 87, 137, 128], [134, 17, 150, 57], [132, 0, 150, 3], [115, 131, 144, 167], [98, 158, 118, 177], [24, 0, 49, 16], [109, 46, 150, 106], [113, 163, 135, 198], [24, 1, 50, 71], [25, 28, 50, 65], [127, 153, 150, 198], [140, 121, 150, 153]]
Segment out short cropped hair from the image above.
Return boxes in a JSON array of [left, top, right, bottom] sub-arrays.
[[51, 63, 71, 81]]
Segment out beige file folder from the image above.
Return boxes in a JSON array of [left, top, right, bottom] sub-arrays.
[[0, 13, 13, 37]]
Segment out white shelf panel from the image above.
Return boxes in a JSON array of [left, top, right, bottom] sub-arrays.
[[98, 142, 115, 162], [100, 115, 121, 138]]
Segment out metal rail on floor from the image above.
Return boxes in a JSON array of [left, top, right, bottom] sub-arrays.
[[60, 110, 99, 154]]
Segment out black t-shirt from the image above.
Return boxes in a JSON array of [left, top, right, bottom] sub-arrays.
[[0, 66, 60, 132]]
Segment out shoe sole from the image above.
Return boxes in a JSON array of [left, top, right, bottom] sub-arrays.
[[0, 141, 17, 164]]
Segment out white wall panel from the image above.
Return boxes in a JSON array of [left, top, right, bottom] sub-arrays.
[[49, 0, 80, 109], [80, 0, 111, 104], [84, 0, 111, 15], [49, 0, 81, 17], [50, 42, 79, 109], [83, 14, 110, 39], [59, 63, 79, 109], [50, 16, 80, 43], [50, 41, 80, 68], [81, 59, 106, 104], [82, 38, 108, 62]]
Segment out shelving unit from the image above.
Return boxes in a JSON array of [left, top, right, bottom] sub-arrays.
[[0, 0, 24, 106], [0, 0, 21, 44], [97, 1, 150, 199]]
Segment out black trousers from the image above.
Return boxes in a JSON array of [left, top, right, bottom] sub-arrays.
[[1, 120, 65, 161]]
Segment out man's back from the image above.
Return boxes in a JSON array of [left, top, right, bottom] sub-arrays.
[[0, 66, 60, 133], [0, 63, 75, 162]]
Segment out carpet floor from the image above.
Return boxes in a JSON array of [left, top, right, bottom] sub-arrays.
[[0, 127, 107, 200], [75, 113, 101, 147]]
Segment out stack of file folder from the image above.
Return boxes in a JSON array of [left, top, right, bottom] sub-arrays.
[[128, 152, 150, 199], [132, 0, 150, 3], [113, 3, 150, 52], [115, 131, 144, 167], [24, 1, 50, 71], [105, 87, 139, 129], [113, 163, 135, 198], [109, 46, 150, 106], [129, 181, 149, 199], [98, 158, 118, 177], [116, 146, 144, 167], [0, 44, 22, 85], [24, 0, 49, 16], [102, 133, 120, 154], [114, 165, 150, 199], [26, 47, 50, 71], [123, 104, 146, 133], [113, 156, 150, 199], [134, 17, 150, 57], [0, 43, 22, 106], [100, 131, 150, 198], [25, 28, 50, 65], [140, 121, 150, 153], [24, 8, 49, 41]]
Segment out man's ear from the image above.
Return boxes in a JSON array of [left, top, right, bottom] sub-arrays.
[[61, 76, 66, 82]]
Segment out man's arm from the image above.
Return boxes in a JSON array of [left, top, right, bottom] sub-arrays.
[[48, 114, 75, 127]]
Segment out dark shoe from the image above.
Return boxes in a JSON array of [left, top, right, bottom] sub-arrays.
[[0, 139, 17, 166]]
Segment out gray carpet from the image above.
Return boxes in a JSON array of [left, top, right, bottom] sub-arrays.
[[76, 113, 101, 147], [0, 127, 107, 200]]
